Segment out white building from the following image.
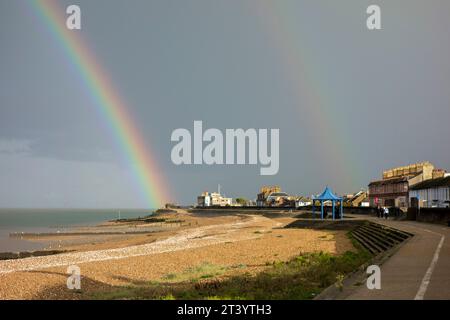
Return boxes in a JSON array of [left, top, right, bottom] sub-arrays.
[[360, 197, 370, 207], [295, 197, 312, 208], [409, 176, 450, 208], [197, 191, 232, 207]]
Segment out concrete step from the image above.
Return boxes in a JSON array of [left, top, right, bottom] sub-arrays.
[[352, 229, 388, 253], [350, 231, 381, 255], [364, 222, 411, 241], [369, 222, 413, 238], [358, 225, 399, 247], [350, 222, 412, 257]]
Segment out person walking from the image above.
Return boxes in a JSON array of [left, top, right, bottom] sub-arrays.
[[384, 206, 389, 220]]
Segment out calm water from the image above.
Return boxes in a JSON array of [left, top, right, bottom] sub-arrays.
[[0, 208, 154, 252]]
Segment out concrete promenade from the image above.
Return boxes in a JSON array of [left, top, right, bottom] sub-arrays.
[[346, 217, 450, 300]]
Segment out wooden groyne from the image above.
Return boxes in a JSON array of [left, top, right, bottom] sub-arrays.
[[9, 230, 158, 238]]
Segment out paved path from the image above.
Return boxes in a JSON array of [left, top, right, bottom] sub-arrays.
[[346, 217, 450, 300]]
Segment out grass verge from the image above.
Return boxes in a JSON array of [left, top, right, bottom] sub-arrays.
[[91, 233, 371, 300]]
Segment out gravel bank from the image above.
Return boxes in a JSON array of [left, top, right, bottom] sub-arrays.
[[0, 215, 266, 275], [0, 213, 354, 299]]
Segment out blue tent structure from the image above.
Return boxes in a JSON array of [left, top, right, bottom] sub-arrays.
[[312, 186, 344, 220]]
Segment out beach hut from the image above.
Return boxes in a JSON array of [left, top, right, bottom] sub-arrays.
[[312, 186, 344, 220]]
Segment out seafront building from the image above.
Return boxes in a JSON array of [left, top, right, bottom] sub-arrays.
[[295, 196, 312, 207], [344, 190, 369, 207], [256, 186, 281, 206], [255, 186, 311, 207], [368, 161, 446, 209], [409, 176, 450, 208], [197, 191, 232, 207], [256, 186, 293, 207]]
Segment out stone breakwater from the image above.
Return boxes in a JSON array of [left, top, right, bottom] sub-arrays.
[[0, 215, 268, 275]]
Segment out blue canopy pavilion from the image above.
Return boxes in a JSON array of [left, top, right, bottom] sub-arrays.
[[312, 186, 344, 220]]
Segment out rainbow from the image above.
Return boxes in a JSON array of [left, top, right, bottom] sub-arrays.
[[253, 1, 364, 191], [29, 0, 170, 208]]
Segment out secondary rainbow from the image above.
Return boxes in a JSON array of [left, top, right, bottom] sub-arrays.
[[30, 0, 170, 208], [253, 1, 364, 190]]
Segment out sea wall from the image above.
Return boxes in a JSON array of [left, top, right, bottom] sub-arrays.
[[414, 208, 450, 225], [190, 206, 377, 215]]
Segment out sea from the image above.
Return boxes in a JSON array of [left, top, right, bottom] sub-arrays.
[[0, 208, 155, 252]]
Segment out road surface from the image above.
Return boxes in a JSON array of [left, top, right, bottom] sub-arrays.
[[346, 217, 450, 300]]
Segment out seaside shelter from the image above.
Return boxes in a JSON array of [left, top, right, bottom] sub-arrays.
[[312, 186, 344, 220]]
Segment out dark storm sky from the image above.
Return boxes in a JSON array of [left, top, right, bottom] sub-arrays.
[[1, 0, 449, 207]]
